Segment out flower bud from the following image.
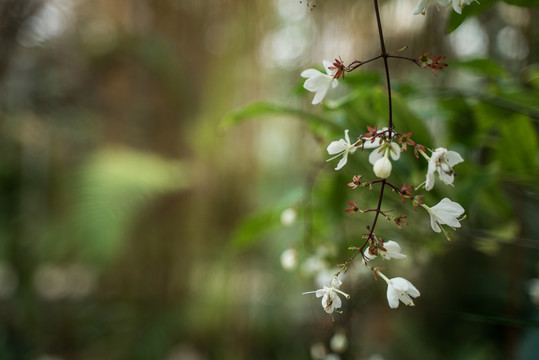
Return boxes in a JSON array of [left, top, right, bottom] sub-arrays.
[[373, 156, 392, 178]]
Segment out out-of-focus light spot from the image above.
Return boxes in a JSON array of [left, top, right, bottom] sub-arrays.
[[65, 264, 97, 299], [17, 0, 77, 47], [367, 354, 386, 360], [310, 342, 327, 360], [449, 18, 489, 59], [381, 0, 425, 35], [0, 263, 18, 298], [330, 331, 348, 353], [34, 264, 68, 300], [34, 263, 96, 300], [498, 3, 530, 27], [496, 26, 529, 61], [528, 278, 539, 306], [280, 248, 298, 271], [276, 0, 307, 22], [260, 23, 310, 69], [165, 343, 206, 360], [280, 208, 297, 227], [80, 19, 118, 56], [35, 355, 63, 360], [324, 354, 341, 360]]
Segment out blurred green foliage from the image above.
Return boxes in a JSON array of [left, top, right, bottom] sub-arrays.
[[0, 0, 537, 359]]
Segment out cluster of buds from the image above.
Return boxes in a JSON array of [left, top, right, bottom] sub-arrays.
[[415, 52, 449, 76]]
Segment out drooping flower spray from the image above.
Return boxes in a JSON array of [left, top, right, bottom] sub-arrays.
[[302, 0, 471, 313]]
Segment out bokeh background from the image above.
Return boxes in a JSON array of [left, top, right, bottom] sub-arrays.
[[0, 0, 538, 359]]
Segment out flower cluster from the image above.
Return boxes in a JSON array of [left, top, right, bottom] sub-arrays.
[[300, 0, 469, 315], [416, 52, 448, 76], [413, 0, 477, 15]]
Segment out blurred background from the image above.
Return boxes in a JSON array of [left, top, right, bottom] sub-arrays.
[[0, 0, 538, 359]]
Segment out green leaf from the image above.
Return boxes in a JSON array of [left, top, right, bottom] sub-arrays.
[[45, 148, 189, 264], [496, 115, 538, 174], [453, 59, 509, 79], [222, 102, 343, 133], [446, 0, 497, 33], [229, 210, 280, 250]]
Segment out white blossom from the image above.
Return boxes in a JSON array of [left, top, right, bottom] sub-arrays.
[[450, 0, 477, 14], [303, 276, 350, 314], [413, 0, 451, 15], [364, 240, 407, 262], [413, 0, 475, 15], [385, 277, 420, 309], [327, 129, 358, 170], [367, 141, 400, 179], [422, 198, 465, 239], [301, 60, 338, 105], [425, 147, 464, 191]]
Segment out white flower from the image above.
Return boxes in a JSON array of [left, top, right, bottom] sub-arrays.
[[414, 0, 475, 15], [425, 147, 464, 191], [303, 276, 350, 314], [301, 60, 338, 105], [450, 0, 476, 14], [385, 277, 420, 309], [364, 240, 407, 262], [367, 140, 400, 178], [327, 129, 358, 170], [422, 198, 465, 239], [413, 0, 451, 15]]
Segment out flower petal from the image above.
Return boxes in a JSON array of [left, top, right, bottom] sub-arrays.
[[312, 84, 330, 105], [373, 156, 392, 178], [369, 147, 384, 165], [412, 0, 429, 14], [323, 60, 336, 76], [430, 212, 442, 232], [386, 285, 400, 308], [432, 198, 465, 216], [327, 139, 348, 155], [382, 241, 406, 259], [301, 68, 322, 78], [438, 169, 455, 185], [446, 150, 464, 167], [330, 276, 342, 288], [389, 144, 401, 161], [332, 293, 342, 309], [335, 151, 348, 170], [344, 129, 351, 145], [425, 170, 436, 191], [362, 139, 380, 149], [303, 74, 331, 93]]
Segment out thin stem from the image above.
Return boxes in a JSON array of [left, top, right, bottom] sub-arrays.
[[373, 0, 393, 137], [364, 178, 387, 250], [387, 54, 420, 65], [347, 55, 382, 72], [336, 179, 387, 275]]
